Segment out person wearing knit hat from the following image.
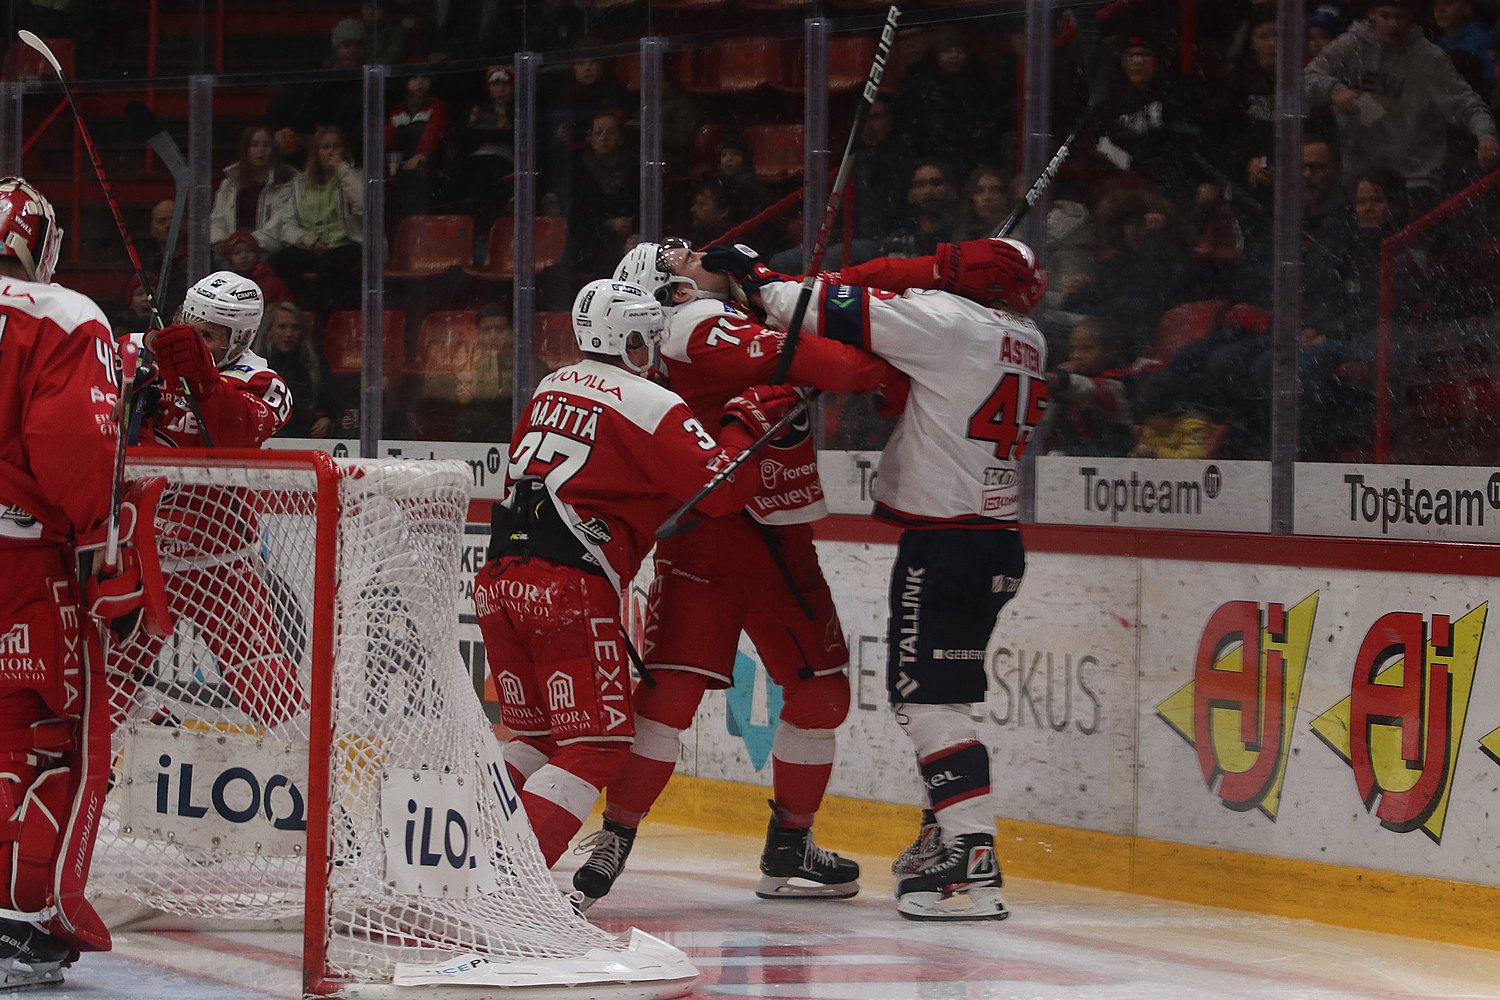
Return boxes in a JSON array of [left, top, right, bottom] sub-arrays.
[[1306, 4, 1346, 63], [224, 230, 293, 307]]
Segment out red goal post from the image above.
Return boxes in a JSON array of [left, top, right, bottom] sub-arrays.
[[91, 449, 695, 999]]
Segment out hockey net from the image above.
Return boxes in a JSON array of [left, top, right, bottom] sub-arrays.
[[91, 450, 694, 998]]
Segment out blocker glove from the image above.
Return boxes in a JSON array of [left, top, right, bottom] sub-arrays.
[[721, 385, 804, 438], [148, 323, 221, 395], [701, 244, 792, 293]]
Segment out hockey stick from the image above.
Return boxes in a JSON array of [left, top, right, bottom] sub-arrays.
[[770, 3, 901, 385], [656, 9, 900, 540], [104, 340, 139, 572], [123, 100, 189, 311], [19, 32, 215, 448], [19, 32, 162, 326]]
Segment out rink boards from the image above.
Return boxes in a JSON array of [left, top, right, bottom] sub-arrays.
[[269, 439, 1500, 947]]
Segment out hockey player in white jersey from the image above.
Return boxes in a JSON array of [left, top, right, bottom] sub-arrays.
[[707, 236, 1048, 921]]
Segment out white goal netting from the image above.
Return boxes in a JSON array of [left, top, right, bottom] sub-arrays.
[[91, 452, 693, 997]]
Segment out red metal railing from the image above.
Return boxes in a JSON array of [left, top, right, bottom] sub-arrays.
[[1376, 168, 1500, 461]]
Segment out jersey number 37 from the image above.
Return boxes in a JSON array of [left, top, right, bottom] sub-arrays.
[[967, 373, 1048, 460]]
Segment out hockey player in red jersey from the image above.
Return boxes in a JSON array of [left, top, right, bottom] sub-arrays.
[[719, 235, 1049, 921], [473, 279, 800, 870], [570, 240, 907, 908], [0, 177, 163, 988], [113, 271, 303, 730]]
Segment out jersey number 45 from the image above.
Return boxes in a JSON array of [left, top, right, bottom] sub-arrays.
[[967, 372, 1048, 461]]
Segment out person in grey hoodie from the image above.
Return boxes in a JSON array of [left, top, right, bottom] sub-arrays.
[[1304, 0, 1499, 207]]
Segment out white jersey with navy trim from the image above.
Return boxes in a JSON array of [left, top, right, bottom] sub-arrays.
[[760, 281, 1048, 528]]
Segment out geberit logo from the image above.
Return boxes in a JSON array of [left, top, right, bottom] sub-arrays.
[[1343, 472, 1500, 535], [1079, 465, 1222, 521]]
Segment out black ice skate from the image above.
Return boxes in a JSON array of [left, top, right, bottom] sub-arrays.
[[891, 809, 943, 877], [895, 832, 1008, 921], [0, 917, 72, 990], [756, 801, 860, 900], [571, 818, 638, 910]]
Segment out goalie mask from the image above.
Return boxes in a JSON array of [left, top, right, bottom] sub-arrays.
[[178, 270, 264, 367], [572, 278, 664, 375], [0, 176, 62, 284]]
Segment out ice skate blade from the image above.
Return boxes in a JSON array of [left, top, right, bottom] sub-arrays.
[[0, 957, 66, 991], [897, 887, 1009, 922], [755, 875, 861, 900]]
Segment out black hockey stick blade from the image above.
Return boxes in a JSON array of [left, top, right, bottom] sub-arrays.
[[125, 100, 190, 178]]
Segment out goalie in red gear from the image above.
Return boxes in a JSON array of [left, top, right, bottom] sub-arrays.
[[112, 271, 303, 732], [473, 279, 789, 870], [570, 239, 907, 908], [0, 176, 164, 988]]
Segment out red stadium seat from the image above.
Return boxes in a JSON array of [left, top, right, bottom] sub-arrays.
[[683, 38, 787, 94], [385, 215, 474, 279], [534, 312, 582, 372], [827, 34, 878, 92], [414, 311, 480, 376], [687, 122, 727, 179], [1152, 300, 1227, 364], [464, 216, 569, 280], [322, 310, 407, 376], [744, 124, 805, 182]]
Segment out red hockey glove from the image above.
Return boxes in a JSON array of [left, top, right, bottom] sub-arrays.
[[148, 323, 220, 395], [701, 244, 793, 292], [721, 385, 804, 438], [933, 237, 1047, 314], [78, 477, 172, 644], [874, 374, 910, 419]]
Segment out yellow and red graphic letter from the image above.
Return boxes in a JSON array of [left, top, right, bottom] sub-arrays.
[[1157, 593, 1317, 819], [1311, 604, 1486, 842]]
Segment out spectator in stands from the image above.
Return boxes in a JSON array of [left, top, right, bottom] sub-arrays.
[[714, 134, 772, 226], [254, 302, 333, 438], [686, 177, 740, 250], [1090, 32, 1207, 199], [1026, 175, 1097, 359], [1305, 0, 1499, 209], [139, 198, 187, 318], [1220, 5, 1279, 200], [893, 25, 1004, 174], [211, 124, 297, 264], [1062, 185, 1195, 354], [1306, 5, 1346, 64], [451, 367, 510, 442], [224, 230, 293, 306], [1041, 316, 1154, 457], [269, 125, 365, 319], [881, 159, 960, 258], [464, 303, 516, 415], [1234, 134, 1358, 345], [386, 71, 449, 219], [542, 54, 631, 149], [455, 66, 517, 231], [853, 97, 915, 243], [267, 18, 368, 165], [1128, 369, 1218, 459], [110, 271, 157, 339], [1348, 167, 1413, 331], [956, 165, 1011, 240], [1433, 0, 1495, 85], [563, 111, 638, 278]]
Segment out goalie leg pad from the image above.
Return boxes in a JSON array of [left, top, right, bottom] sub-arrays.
[[1, 763, 69, 918]]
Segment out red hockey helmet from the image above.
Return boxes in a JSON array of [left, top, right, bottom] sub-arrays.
[[937, 236, 1047, 315], [0, 177, 61, 284]]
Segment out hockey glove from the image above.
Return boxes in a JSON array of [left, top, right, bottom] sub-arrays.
[[721, 385, 804, 439], [701, 244, 791, 293], [78, 477, 172, 643], [874, 374, 910, 419], [148, 323, 221, 395]]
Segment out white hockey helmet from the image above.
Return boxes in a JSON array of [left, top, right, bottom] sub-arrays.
[[178, 270, 264, 366], [572, 278, 664, 375], [0, 176, 62, 284], [614, 237, 709, 307]]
